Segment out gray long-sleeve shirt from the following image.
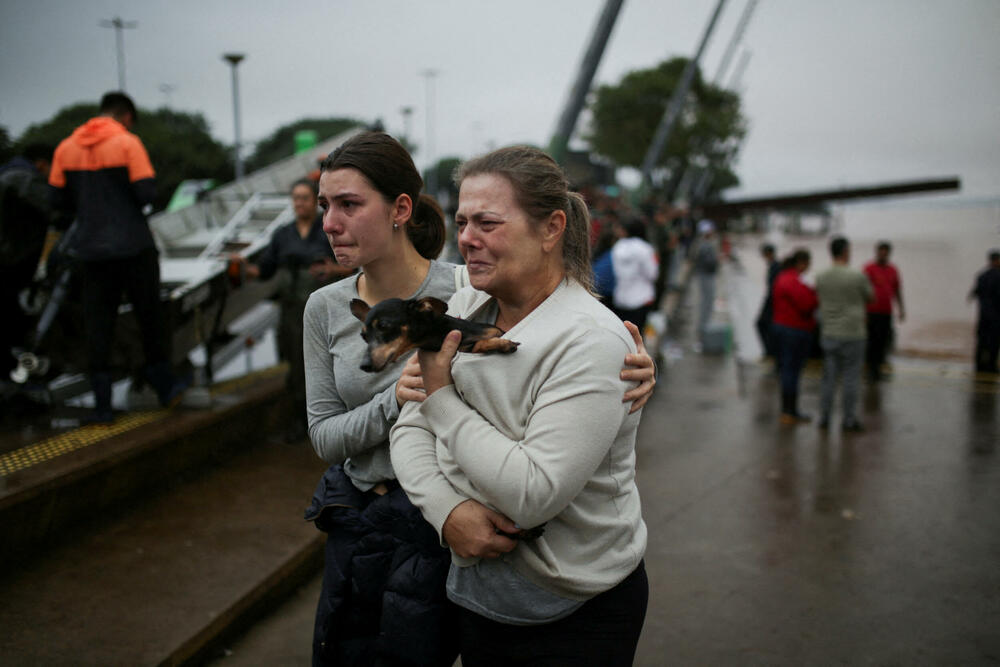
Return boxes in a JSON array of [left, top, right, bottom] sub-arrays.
[[303, 259, 458, 490]]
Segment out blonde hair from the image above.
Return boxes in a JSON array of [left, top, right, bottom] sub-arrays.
[[454, 146, 593, 292]]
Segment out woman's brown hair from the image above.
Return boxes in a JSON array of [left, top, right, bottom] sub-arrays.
[[321, 131, 445, 259]]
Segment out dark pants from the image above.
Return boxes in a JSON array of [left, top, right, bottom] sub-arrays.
[[277, 295, 308, 416], [614, 304, 652, 333], [80, 247, 168, 375], [458, 561, 648, 667], [773, 324, 812, 416], [0, 257, 38, 374], [976, 320, 1000, 373], [866, 312, 892, 378], [755, 304, 775, 358]]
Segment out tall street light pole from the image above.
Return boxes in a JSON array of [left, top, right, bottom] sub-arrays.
[[420, 69, 438, 197], [400, 106, 414, 146], [223, 53, 246, 181], [99, 16, 137, 91]]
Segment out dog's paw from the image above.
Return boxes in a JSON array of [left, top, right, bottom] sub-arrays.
[[470, 338, 520, 354]]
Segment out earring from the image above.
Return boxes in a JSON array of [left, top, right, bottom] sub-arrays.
[[393, 223, 399, 229]]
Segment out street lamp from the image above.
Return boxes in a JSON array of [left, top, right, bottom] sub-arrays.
[[223, 53, 246, 181], [400, 106, 414, 146], [99, 16, 137, 91]]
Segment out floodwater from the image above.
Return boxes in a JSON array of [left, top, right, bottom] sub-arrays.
[[731, 197, 1000, 360]]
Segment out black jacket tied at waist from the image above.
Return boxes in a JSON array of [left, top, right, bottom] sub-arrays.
[[305, 465, 457, 667]]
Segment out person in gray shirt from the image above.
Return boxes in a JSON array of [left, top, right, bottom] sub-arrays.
[[815, 236, 874, 431]]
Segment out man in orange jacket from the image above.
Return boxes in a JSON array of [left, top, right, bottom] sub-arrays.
[[49, 92, 184, 423]]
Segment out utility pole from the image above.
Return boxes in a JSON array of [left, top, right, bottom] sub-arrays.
[[548, 0, 625, 165], [223, 53, 246, 181], [400, 106, 414, 146], [99, 16, 137, 91], [420, 69, 439, 197], [640, 0, 727, 187]]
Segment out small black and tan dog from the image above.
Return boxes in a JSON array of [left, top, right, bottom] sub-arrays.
[[350, 296, 543, 542], [350, 296, 520, 373]]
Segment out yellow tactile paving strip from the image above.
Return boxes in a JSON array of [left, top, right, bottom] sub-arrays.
[[0, 410, 170, 476], [0, 364, 288, 478]]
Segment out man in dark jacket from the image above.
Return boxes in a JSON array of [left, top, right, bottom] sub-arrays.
[[49, 91, 184, 423], [0, 143, 62, 378], [970, 249, 1000, 374], [754, 243, 781, 361]]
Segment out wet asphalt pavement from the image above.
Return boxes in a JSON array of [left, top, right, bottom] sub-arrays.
[[212, 259, 1000, 666], [634, 346, 999, 665]]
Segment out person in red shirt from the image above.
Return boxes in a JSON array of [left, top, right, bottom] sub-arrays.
[[863, 241, 905, 381], [771, 249, 818, 424]]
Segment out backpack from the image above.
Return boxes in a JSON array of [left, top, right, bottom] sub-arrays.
[[694, 242, 718, 274]]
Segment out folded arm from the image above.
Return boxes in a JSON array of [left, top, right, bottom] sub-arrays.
[[416, 330, 631, 529], [304, 296, 401, 464]]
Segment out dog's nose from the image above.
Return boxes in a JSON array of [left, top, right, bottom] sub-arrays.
[[360, 361, 373, 372]]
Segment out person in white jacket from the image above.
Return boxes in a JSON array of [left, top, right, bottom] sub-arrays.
[[611, 218, 659, 331], [390, 145, 648, 666]]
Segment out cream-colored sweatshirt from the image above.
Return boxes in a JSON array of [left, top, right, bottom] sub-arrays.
[[390, 279, 647, 600]]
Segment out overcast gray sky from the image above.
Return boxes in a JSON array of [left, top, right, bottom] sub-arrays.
[[2, 0, 997, 199]]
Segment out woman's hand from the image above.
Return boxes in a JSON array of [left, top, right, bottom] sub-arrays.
[[228, 253, 260, 280], [621, 320, 656, 414], [442, 499, 520, 559], [310, 256, 352, 283], [395, 354, 426, 407], [417, 329, 461, 397], [309, 257, 335, 282]]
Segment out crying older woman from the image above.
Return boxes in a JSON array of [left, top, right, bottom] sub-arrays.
[[391, 145, 648, 667]]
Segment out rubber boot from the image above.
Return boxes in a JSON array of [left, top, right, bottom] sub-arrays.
[[86, 372, 114, 424]]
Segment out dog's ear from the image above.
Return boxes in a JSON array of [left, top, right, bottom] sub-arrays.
[[349, 299, 371, 322], [413, 297, 448, 316]]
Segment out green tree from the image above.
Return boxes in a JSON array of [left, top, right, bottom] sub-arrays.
[[0, 126, 14, 163], [586, 57, 746, 200], [424, 156, 462, 204], [16, 104, 232, 211], [246, 117, 364, 173]]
